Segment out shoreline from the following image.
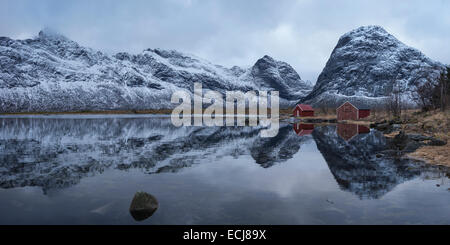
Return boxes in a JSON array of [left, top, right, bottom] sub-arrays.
[[2, 109, 447, 167], [371, 110, 450, 167], [0, 108, 295, 116], [0, 109, 175, 115]]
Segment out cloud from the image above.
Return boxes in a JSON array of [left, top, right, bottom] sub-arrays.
[[0, 0, 449, 82]]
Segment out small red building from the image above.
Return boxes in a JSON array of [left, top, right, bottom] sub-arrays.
[[358, 109, 371, 119], [336, 101, 370, 120], [293, 104, 314, 117], [293, 123, 314, 136]]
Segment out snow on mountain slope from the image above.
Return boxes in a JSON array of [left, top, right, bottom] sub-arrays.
[[300, 25, 446, 108], [0, 29, 312, 113]]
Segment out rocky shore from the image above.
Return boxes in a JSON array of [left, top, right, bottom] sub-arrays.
[[370, 110, 450, 167]]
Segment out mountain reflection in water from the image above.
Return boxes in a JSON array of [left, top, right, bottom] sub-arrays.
[[0, 117, 309, 193], [0, 117, 447, 201], [313, 125, 423, 199]]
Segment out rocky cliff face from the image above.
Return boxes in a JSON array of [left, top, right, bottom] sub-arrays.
[[250, 55, 312, 101], [0, 29, 312, 113], [301, 25, 446, 108]]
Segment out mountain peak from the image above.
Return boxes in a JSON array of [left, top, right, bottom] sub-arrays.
[[253, 55, 277, 69], [259, 55, 275, 61], [147, 48, 187, 59], [334, 25, 399, 50], [250, 55, 311, 100], [300, 25, 444, 108], [38, 28, 70, 42], [343, 25, 392, 40], [350, 25, 388, 34]]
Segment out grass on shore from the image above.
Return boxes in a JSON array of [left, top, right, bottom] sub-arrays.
[[404, 110, 450, 167], [354, 108, 449, 167], [368, 109, 450, 167]]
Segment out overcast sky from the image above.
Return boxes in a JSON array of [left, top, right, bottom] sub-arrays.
[[1, 0, 449, 82]]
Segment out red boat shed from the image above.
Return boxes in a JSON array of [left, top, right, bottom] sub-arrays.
[[336, 101, 370, 120], [358, 109, 371, 119], [293, 104, 314, 117]]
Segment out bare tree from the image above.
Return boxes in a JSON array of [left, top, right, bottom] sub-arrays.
[[437, 67, 450, 111], [411, 67, 450, 112], [319, 105, 329, 116], [413, 78, 435, 111], [387, 80, 405, 119]]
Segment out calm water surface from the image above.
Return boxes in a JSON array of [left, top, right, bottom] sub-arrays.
[[0, 115, 448, 224]]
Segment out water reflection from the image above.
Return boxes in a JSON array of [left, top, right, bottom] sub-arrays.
[[293, 123, 314, 136], [0, 117, 446, 201], [313, 125, 425, 199], [336, 123, 370, 141], [0, 117, 311, 192]]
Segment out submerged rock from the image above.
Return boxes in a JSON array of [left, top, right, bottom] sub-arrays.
[[392, 131, 410, 150], [428, 139, 447, 146], [392, 124, 402, 131], [408, 134, 432, 141], [390, 131, 446, 153], [403, 141, 423, 153], [129, 192, 159, 221], [391, 131, 423, 152], [371, 121, 397, 133]]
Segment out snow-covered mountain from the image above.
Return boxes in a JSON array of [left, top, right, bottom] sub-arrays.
[[0, 29, 312, 113], [300, 25, 446, 108], [2, 26, 447, 112]]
